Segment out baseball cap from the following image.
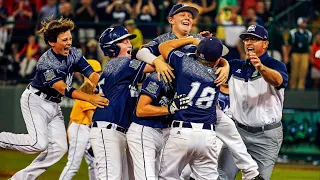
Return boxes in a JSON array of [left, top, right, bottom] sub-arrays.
[[297, 17, 306, 25], [87, 59, 102, 72], [239, 24, 268, 40], [197, 37, 229, 62], [168, 4, 199, 19]]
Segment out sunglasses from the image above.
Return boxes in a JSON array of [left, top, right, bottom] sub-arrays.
[[243, 37, 265, 43]]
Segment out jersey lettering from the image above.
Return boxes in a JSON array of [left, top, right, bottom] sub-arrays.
[[98, 78, 105, 94], [187, 82, 216, 109]]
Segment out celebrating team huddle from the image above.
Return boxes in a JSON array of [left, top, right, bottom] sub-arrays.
[[0, 2, 288, 180]]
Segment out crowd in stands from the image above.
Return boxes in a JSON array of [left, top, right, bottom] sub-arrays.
[[0, 0, 319, 89]]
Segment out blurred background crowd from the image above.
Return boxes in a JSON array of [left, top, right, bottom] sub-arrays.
[[0, 0, 319, 90]]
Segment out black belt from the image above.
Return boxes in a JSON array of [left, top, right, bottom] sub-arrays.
[[172, 121, 215, 131], [236, 121, 282, 133], [92, 121, 127, 134], [27, 85, 61, 103]]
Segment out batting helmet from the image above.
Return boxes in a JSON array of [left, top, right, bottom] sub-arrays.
[[99, 26, 136, 57]]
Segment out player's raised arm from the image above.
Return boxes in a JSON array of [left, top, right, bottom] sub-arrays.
[[138, 45, 175, 83], [52, 80, 108, 108], [87, 71, 100, 87], [159, 37, 200, 60]]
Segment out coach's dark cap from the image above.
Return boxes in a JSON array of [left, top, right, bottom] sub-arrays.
[[197, 37, 229, 62], [239, 24, 268, 40], [168, 4, 199, 19]]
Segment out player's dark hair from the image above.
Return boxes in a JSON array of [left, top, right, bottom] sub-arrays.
[[36, 17, 74, 45]]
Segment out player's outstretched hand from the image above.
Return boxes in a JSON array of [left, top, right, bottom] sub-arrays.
[[153, 55, 175, 83], [168, 94, 190, 114], [89, 94, 109, 108]]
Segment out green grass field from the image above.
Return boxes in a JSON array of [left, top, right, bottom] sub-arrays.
[[0, 150, 319, 180]]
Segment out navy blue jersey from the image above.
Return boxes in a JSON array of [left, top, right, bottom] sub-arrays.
[[93, 57, 146, 129], [167, 50, 220, 124], [132, 73, 175, 128], [218, 92, 230, 111], [218, 92, 232, 117], [144, 31, 203, 56], [30, 47, 94, 102]]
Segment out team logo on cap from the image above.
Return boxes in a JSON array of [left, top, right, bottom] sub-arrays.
[[247, 25, 256, 32], [199, 53, 205, 59]]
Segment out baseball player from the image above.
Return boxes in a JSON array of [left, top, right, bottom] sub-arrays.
[[127, 72, 190, 179], [137, 3, 261, 180], [89, 26, 167, 179], [180, 84, 238, 180], [59, 60, 102, 180], [158, 36, 229, 179], [0, 17, 108, 180]]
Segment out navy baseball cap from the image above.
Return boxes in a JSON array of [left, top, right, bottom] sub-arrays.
[[197, 37, 229, 62], [239, 24, 268, 40], [168, 4, 199, 19]]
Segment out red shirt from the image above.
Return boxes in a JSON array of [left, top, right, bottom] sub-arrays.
[[313, 42, 320, 70], [12, 3, 33, 29]]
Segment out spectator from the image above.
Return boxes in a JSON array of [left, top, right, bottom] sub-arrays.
[[221, 5, 246, 60], [255, 1, 272, 24], [60, 2, 74, 21], [85, 39, 104, 63], [216, 6, 243, 44], [287, 17, 313, 90], [37, 0, 58, 27], [240, 0, 256, 17], [197, 0, 217, 32], [75, 0, 96, 53], [4, 44, 20, 83], [267, 25, 289, 63], [311, 11, 320, 35], [16, 34, 40, 83], [36, 0, 59, 51], [106, 0, 131, 24], [154, 0, 172, 22], [95, 0, 112, 24], [0, 0, 8, 57], [11, 0, 33, 48], [0, 0, 8, 26], [245, 6, 264, 25], [135, 0, 157, 39], [311, 32, 320, 88], [217, 0, 238, 11], [124, 19, 143, 58]]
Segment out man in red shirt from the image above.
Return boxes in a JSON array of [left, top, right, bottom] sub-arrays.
[[311, 32, 320, 88]]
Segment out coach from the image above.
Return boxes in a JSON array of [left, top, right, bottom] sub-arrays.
[[218, 24, 288, 180]]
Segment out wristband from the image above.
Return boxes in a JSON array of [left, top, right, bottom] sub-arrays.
[[136, 48, 157, 64], [65, 87, 76, 99]]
